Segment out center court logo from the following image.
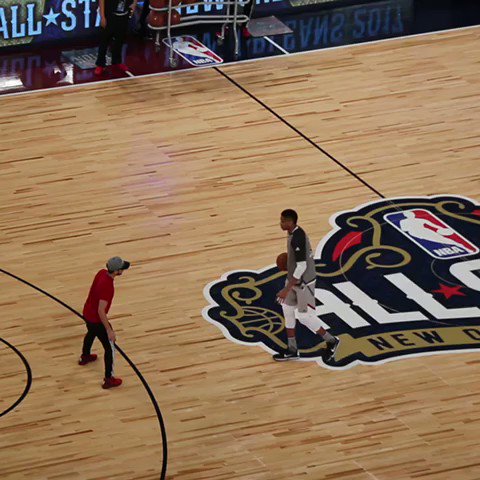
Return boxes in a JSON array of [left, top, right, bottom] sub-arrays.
[[202, 195, 480, 370]]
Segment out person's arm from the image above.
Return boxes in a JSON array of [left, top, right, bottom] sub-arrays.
[[282, 262, 304, 295], [99, 0, 107, 27], [98, 299, 116, 342], [130, 0, 138, 16], [284, 268, 302, 292]]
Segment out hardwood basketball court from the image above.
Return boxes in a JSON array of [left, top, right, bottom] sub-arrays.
[[1, 26, 480, 480]]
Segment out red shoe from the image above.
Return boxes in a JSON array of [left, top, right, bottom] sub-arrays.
[[79, 353, 98, 365], [116, 63, 129, 73], [94, 66, 105, 75], [102, 377, 122, 389]]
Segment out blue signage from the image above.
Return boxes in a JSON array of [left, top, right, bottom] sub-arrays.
[[194, 0, 412, 57], [0, 0, 411, 50], [0, 0, 101, 49]]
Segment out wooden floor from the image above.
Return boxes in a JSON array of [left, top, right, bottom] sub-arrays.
[[1, 26, 480, 480]]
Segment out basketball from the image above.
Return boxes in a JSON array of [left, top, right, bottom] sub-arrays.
[[150, 0, 180, 7], [148, 12, 167, 27], [171, 11, 181, 25], [150, 0, 167, 8], [276, 252, 288, 271]]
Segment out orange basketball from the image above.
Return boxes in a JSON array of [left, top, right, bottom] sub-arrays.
[[148, 12, 167, 27], [171, 11, 181, 24], [276, 252, 288, 272], [150, 0, 167, 8], [150, 0, 180, 7]]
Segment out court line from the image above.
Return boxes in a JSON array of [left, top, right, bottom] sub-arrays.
[[0, 267, 168, 480], [0, 24, 478, 98], [214, 66, 385, 198], [0, 337, 32, 418]]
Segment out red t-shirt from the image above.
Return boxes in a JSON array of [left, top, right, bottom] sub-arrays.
[[83, 269, 115, 323]]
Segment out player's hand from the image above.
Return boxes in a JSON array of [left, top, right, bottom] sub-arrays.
[[107, 328, 116, 343], [276, 288, 288, 303], [101, 16, 107, 28]]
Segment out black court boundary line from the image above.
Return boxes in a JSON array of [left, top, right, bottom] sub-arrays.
[[214, 67, 385, 200], [0, 268, 167, 480], [0, 336, 32, 418]]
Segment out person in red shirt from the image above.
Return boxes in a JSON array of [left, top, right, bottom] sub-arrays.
[[79, 256, 130, 389]]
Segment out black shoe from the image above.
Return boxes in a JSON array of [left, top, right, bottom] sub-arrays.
[[326, 337, 340, 363], [273, 350, 299, 362]]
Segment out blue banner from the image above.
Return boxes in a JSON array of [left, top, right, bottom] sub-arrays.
[[0, 0, 411, 49], [0, 0, 101, 48]]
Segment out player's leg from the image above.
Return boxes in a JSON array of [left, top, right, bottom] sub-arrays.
[[79, 322, 98, 365], [139, 0, 151, 36], [95, 21, 113, 72], [273, 289, 300, 361], [285, 303, 298, 353], [111, 16, 129, 67], [296, 283, 340, 362], [96, 323, 122, 388]]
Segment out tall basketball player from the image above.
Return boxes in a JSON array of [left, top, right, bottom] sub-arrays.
[[274, 209, 340, 362]]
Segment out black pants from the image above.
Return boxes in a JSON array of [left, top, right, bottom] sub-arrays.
[[96, 15, 130, 67], [138, 0, 150, 35], [82, 321, 115, 378]]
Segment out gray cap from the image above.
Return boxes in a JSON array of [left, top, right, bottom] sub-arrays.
[[107, 256, 130, 272]]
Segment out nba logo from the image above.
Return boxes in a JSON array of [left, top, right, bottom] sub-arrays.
[[164, 36, 223, 66], [384, 209, 479, 260]]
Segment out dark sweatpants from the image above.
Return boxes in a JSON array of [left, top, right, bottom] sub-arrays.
[[138, 0, 150, 35], [96, 14, 130, 67], [82, 321, 115, 378]]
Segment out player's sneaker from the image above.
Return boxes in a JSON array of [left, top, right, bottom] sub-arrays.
[[273, 350, 300, 361], [79, 353, 98, 365], [326, 337, 340, 363], [94, 66, 105, 75], [102, 377, 123, 389]]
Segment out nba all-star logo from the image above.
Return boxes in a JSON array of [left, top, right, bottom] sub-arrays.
[[0, 0, 99, 44], [203, 195, 480, 370]]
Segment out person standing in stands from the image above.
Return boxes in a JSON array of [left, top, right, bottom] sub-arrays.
[[79, 257, 130, 389], [95, 0, 137, 75]]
